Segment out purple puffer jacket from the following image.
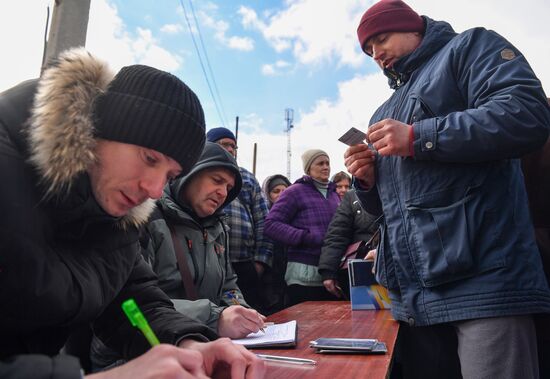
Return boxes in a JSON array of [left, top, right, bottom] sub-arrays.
[[264, 176, 340, 266]]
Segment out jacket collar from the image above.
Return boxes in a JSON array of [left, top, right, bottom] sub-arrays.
[[296, 175, 337, 191], [26, 48, 154, 228], [385, 17, 457, 89]]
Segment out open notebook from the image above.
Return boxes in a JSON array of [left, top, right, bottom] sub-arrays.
[[231, 320, 297, 348]]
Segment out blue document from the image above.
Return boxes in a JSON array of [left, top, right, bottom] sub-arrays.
[[348, 259, 391, 310]]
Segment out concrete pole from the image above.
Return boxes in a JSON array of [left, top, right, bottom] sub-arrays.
[[43, 0, 91, 68], [252, 142, 257, 176]]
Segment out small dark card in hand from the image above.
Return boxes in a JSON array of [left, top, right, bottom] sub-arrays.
[[338, 127, 366, 146]]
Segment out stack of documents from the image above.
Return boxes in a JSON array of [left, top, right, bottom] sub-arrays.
[[232, 320, 297, 348], [309, 337, 387, 354]]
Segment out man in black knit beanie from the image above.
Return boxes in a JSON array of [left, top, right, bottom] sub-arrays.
[[0, 48, 264, 379]]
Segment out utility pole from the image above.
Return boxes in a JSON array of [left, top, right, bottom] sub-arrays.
[[43, 0, 91, 69], [252, 143, 257, 176], [234, 116, 239, 160], [285, 108, 294, 180]]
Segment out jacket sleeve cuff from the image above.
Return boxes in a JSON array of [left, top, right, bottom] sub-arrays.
[[413, 118, 438, 159], [409, 124, 415, 157], [0, 354, 81, 379], [318, 268, 338, 281], [174, 332, 212, 347], [254, 254, 272, 267]]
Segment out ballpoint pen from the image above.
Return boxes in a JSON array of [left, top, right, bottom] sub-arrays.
[[256, 354, 317, 365], [225, 291, 268, 332], [122, 298, 160, 346]]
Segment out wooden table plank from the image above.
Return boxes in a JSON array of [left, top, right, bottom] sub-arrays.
[[253, 301, 398, 379]]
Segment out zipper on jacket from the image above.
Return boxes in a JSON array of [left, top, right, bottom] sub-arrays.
[[197, 229, 209, 288], [185, 237, 200, 284]]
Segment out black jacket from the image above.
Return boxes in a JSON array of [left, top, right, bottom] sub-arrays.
[[318, 189, 380, 280], [0, 50, 215, 378]]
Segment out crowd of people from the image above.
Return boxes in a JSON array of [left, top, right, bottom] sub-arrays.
[[1, 0, 549, 378]]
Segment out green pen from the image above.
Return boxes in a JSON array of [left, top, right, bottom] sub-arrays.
[[122, 298, 160, 346]]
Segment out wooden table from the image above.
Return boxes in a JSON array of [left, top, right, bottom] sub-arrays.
[[254, 301, 399, 379]]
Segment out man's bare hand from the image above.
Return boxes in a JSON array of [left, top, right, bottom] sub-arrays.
[[323, 279, 344, 298], [344, 144, 377, 188], [86, 344, 208, 379], [254, 262, 265, 277], [365, 249, 377, 274], [180, 338, 266, 379], [218, 305, 267, 339], [367, 118, 412, 156]]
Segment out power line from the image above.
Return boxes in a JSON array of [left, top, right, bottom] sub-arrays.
[[188, 0, 228, 126], [179, 0, 226, 128]]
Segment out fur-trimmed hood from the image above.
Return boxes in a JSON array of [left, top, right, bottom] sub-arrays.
[[27, 48, 154, 227]]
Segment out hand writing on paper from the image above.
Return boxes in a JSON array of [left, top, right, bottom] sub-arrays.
[[218, 305, 267, 338]]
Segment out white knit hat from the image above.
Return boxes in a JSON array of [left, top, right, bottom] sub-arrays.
[[301, 149, 329, 174]]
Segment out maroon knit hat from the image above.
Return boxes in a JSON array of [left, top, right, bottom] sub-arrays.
[[357, 0, 424, 55]]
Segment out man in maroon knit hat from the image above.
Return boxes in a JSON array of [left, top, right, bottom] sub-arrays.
[[345, 1, 550, 378]]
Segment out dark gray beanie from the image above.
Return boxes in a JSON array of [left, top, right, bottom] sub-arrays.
[[94, 64, 206, 174], [268, 176, 290, 193]]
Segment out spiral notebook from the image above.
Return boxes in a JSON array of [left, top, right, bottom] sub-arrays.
[[231, 320, 297, 348]]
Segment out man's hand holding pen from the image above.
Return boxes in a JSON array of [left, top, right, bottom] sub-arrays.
[[218, 305, 267, 339]]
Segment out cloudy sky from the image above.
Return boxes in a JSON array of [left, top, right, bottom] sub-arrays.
[[1, 0, 549, 184]]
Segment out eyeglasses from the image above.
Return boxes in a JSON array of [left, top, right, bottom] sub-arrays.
[[219, 142, 238, 150]]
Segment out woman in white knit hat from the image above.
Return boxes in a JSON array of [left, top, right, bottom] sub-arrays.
[[264, 149, 340, 306]]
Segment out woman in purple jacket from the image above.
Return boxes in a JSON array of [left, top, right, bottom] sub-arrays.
[[265, 149, 340, 306]]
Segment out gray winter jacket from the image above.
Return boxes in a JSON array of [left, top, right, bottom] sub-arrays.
[[144, 142, 248, 327]]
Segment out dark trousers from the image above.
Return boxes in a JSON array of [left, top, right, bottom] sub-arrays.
[[286, 284, 339, 307], [390, 322, 461, 379], [262, 243, 289, 315], [232, 260, 265, 313]]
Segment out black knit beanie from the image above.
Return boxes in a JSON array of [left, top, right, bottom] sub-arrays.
[[94, 65, 206, 174]]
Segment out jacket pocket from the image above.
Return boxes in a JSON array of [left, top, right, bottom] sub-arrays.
[[406, 185, 504, 287], [408, 95, 435, 124], [374, 223, 400, 290]]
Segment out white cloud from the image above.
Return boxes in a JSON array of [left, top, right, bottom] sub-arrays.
[[0, 0, 52, 91], [0, 0, 185, 83], [261, 64, 276, 76], [86, 1, 183, 73], [239, 0, 371, 67], [227, 36, 254, 51], [238, 6, 265, 30], [197, 8, 255, 52], [261, 60, 291, 76], [160, 23, 183, 34], [275, 60, 290, 68]]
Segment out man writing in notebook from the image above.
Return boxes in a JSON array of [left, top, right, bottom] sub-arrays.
[[0, 48, 264, 378], [344, 1, 550, 378], [91, 142, 267, 370]]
